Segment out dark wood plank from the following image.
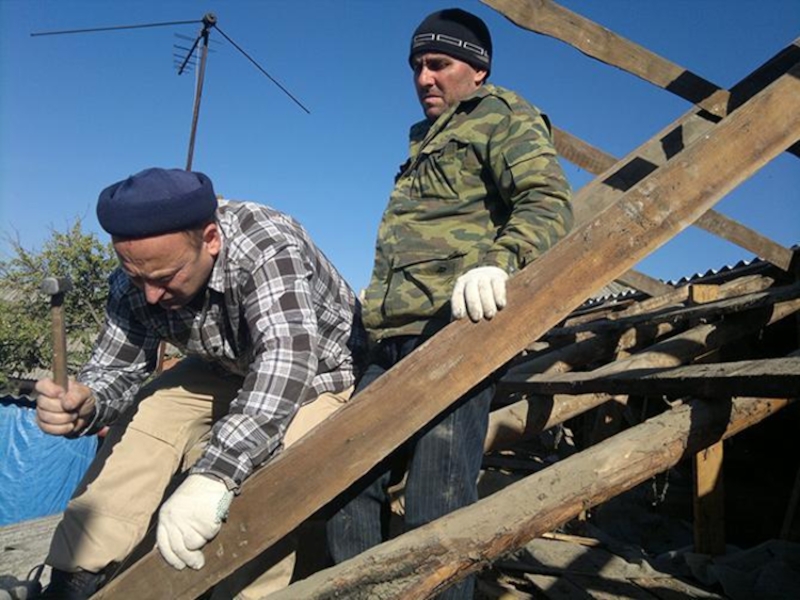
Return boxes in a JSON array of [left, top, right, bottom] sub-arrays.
[[568, 37, 800, 226], [481, 0, 729, 116], [551, 283, 800, 338], [552, 125, 794, 271], [269, 396, 790, 598], [521, 357, 800, 398], [693, 442, 726, 555], [490, 294, 800, 450], [94, 53, 800, 600]]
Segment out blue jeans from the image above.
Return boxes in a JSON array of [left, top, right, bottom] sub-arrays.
[[327, 336, 493, 599]]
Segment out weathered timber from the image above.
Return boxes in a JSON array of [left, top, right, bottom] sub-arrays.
[[94, 59, 800, 600], [500, 319, 679, 384], [523, 357, 800, 398], [552, 126, 614, 174], [589, 295, 800, 377], [483, 0, 800, 164], [270, 396, 791, 599], [694, 210, 794, 271], [493, 0, 796, 271], [481, 0, 729, 116], [694, 441, 726, 556], [568, 37, 800, 226], [485, 393, 610, 452], [552, 123, 795, 271], [551, 283, 800, 337], [489, 295, 800, 450], [501, 278, 774, 377], [615, 270, 674, 297]]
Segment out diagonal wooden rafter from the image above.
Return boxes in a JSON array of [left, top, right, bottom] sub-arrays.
[[552, 127, 796, 272], [481, 0, 731, 117], [481, 0, 798, 274], [483, 0, 800, 151], [94, 52, 800, 600], [271, 395, 792, 598]]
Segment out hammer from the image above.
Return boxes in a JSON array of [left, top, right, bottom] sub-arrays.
[[41, 276, 73, 388]]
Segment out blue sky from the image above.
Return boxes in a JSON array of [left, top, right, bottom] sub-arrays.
[[1, 0, 798, 293]]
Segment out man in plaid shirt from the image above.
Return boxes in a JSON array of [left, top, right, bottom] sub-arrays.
[[34, 167, 366, 599]]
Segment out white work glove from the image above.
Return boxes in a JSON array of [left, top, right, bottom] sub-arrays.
[[451, 266, 509, 322], [156, 474, 234, 570]]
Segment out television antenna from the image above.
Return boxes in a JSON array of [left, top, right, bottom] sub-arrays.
[[32, 12, 310, 170]]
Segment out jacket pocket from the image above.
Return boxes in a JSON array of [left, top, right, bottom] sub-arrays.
[[381, 250, 466, 326], [412, 137, 477, 201]]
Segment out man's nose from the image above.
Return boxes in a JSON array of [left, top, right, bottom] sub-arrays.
[[416, 66, 434, 87], [143, 283, 165, 304]]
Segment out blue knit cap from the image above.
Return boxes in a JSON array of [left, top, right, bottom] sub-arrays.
[[97, 168, 217, 238]]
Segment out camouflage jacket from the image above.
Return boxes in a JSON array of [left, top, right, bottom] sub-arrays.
[[362, 84, 573, 341]]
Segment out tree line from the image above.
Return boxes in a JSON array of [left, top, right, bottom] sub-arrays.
[[0, 219, 116, 391]]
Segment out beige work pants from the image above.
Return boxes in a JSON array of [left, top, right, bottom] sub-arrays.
[[47, 358, 350, 599]]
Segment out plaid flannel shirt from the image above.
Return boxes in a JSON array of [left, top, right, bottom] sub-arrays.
[[78, 200, 365, 489]]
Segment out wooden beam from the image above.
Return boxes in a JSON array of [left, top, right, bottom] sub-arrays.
[[552, 126, 795, 271], [552, 126, 615, 174], [520, 357, 800, 398], [569, 37, 800, 225], [694, 439, 726, 556], [614, 270, 674, 297], [271, 396, 791, 599], [485, 0, 800, 167], [694, 210, 794, 271], [94, 58, 800, 600], [552, 283, 800, 338], [485, 393, 608, 452], [490, 295, 800, 451], [481, 0, 730, 116]]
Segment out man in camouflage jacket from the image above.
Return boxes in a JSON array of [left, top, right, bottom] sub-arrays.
[[327, 9, 572, 599]]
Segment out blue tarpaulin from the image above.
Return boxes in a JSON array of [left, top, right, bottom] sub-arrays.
[[0, 397, 97, 526]]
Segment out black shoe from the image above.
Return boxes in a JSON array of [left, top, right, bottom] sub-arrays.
[[39, 568, 105, 600]]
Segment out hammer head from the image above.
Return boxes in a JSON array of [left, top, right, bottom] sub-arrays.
[[41, 276, 73, 296]]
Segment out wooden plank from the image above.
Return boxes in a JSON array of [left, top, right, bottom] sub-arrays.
[[689, 284, 720, 305], [0, 514, 60, 590], [611, 285, 689, 318], [553, 126, 615, 175], [615, 270, 674, 297], [630, 576, 724, 600], [568, 37, 800, 226], [552, 125, 795, 271], [552, 283, 800, 338], [523, 357, 800, 398], [486, 392, 611, 452], [491, 295, 800, 450], [484, 0, 800, 162], [480, 0, 729, 117], [694, 442, 726, 556], [270, 396, 791, 599], [694, 210, 794, 271], [94, 57, 800, 600]]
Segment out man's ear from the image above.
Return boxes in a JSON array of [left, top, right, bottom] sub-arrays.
[[203, 222, 221, 257]]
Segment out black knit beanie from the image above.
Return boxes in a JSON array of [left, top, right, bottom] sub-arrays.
[[409, 8, 492, 73]]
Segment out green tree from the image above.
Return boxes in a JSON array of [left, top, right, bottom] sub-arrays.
[[0, 219, 117, 389]]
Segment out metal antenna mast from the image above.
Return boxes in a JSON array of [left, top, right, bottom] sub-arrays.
[[184, 13, 214, 170], [32, 13, 310, 171]]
